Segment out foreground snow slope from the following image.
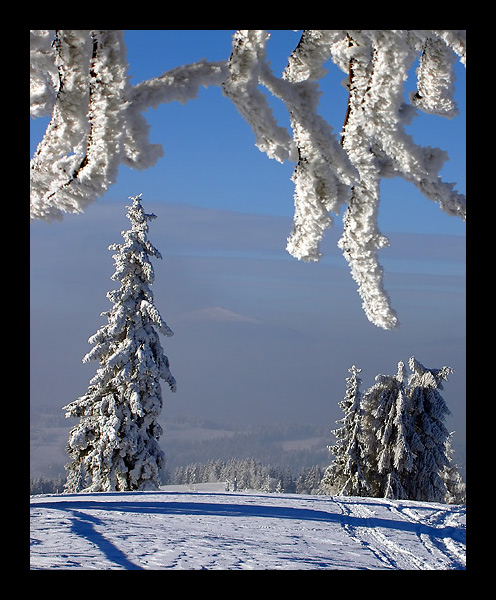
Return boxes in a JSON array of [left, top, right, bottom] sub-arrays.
[[30, 485, 465, 570]]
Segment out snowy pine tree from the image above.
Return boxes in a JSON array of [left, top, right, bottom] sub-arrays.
[[63, 195, 176, 493], [441, 433, 466, 504], [404, 357, 453, 502], [322, 358, 463, 503], [367, 362, 420, 499], [321, 366, 372, 496]]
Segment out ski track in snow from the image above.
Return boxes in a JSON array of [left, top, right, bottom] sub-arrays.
[[30, 487, 466, 570]]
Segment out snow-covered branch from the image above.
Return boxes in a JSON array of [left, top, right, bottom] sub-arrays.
[[31, 30, 466, 329], [223, 29, 465, 328], [222, 30, 296, 163], [30, 31, 229, 222], [30, 30, 131, 220]]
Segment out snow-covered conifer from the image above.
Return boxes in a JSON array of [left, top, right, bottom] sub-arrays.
[[367, 362, 420, 499], [323, 358, 463, 503], [404, 357, 453, 502], [321, 366, 372, 496], [63, 195, 176, 493], [441, 433, 466, 504]]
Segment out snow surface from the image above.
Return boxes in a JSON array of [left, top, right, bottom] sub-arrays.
[[30, 484, 465, 570]]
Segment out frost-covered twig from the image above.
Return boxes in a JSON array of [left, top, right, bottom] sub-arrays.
[[30, 30, 60, 118], [31, 30, 466, 329], [222, 30, 296, 163], [260, 64, 356, 262], [335, 30, 465, 327], [30, 30, 229, 221], [124, 59, 229, 170], [265, 30, 358, 262]]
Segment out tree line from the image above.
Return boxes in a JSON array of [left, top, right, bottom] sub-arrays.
[[171, 459, 324, 495], [30, 461, 325, 496]]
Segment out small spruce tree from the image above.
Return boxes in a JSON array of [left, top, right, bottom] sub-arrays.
[[63, 195, 176, 493], [404, 357, 453, 502], [368, 362, 419, 499], [441, 433, 466, 504], [321, 365, 372, 496]]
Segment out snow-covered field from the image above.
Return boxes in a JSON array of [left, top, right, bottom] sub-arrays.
[[30, 484, 465, 570]]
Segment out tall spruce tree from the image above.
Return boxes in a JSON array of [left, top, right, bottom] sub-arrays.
[[63, 195, 176, 493]]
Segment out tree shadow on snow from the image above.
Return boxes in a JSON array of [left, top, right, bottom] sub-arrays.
[[66, 508, 144, 570], [33, 493, 465, 543]]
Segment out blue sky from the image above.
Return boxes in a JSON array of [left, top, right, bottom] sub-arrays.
[[30, 30, 466, 231], [30, 31, 466, 475]]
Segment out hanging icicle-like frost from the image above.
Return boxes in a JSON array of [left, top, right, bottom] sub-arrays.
[[31, 30, 465, 329], [410, 36, 459, 118], [336, 30, 410, 329], [222, 30, 296, 163], [261, 30, 358, 262], [335, 30, 465, 328]]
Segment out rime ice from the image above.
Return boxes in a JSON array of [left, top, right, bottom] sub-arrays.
[[30, 30, 466, 328]]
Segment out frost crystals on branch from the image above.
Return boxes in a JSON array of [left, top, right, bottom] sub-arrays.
[[30, 30, 228, 222], [335, 31, 465, 328], [63, 195, 176, 493], [31, 30, 465, 329]]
